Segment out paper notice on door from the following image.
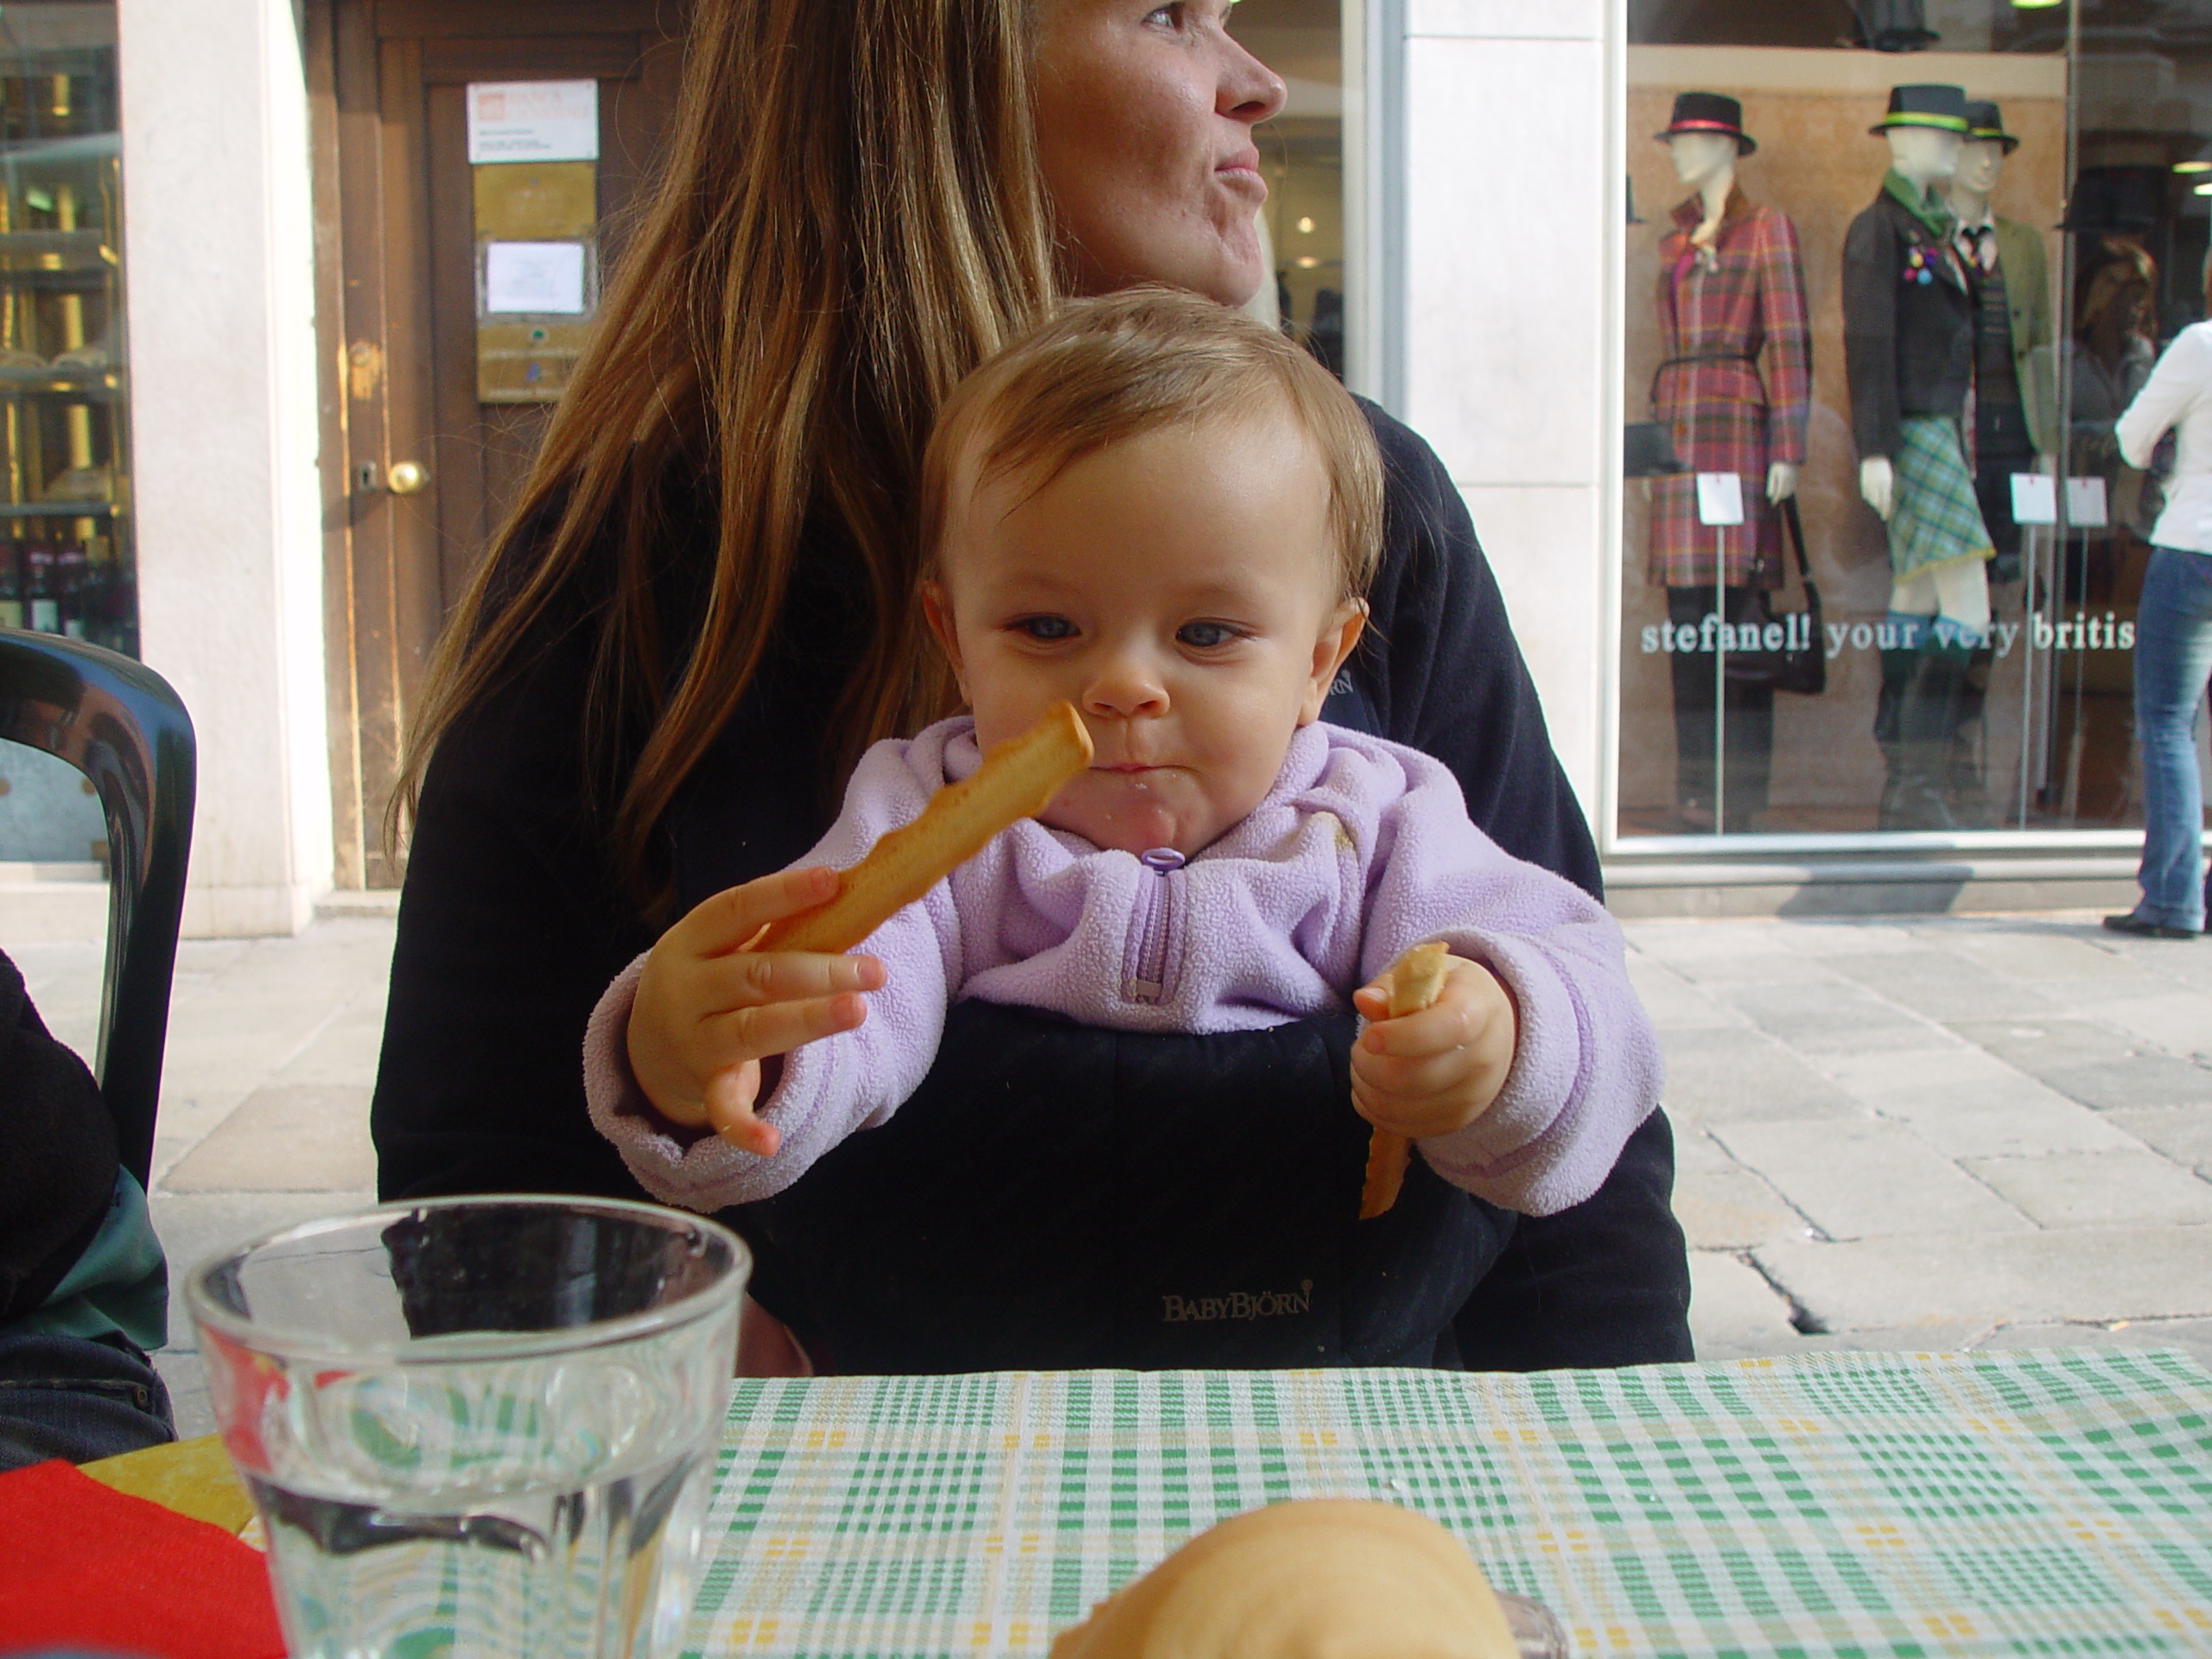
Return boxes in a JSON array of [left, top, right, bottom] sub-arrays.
[[484, 241, 588, 315], [467, 80, 598, 163], [1695, 472, 1745, 527]]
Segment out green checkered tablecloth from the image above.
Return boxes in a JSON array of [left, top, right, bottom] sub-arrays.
[[692, 1350, 2212, 1657]]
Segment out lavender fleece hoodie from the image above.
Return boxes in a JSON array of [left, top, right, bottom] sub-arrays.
[[585, 718, 1661, 1217]]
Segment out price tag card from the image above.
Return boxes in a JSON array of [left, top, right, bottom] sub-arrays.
[[1695, 472, 1745, 527], [2065, 475, 2110, 529], [2011, 473, 2056, 525]]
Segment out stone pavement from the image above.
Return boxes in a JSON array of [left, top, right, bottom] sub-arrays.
[[10, 905, 2212, 1439]]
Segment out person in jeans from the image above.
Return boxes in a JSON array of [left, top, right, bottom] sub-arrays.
[[2111, 301, 2212, 938]]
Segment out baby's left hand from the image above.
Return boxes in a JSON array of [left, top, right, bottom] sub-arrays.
[[1349, 955, 1517, 1140]]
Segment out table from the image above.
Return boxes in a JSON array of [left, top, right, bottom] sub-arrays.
[[695, 1350, 2212, 1657]]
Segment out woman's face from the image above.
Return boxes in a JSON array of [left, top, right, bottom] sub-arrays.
[[1033, 0, 1287, 307]]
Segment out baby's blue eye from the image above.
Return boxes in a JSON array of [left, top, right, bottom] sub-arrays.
[[1179, 621, 1237, 649], [1015, 615, 1076, 641]]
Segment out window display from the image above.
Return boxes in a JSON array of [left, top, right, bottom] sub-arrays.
[[1613, 3, 2193, 844], [0, 3, 129, 657]]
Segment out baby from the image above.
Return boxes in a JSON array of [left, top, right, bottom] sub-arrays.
[[586, 289, 1660, 1219]]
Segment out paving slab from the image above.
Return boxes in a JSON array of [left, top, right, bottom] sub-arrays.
[[1652, 1026, 1863, 1123], [1881, 1097, 2151, 1160], [1686, 1249, 1801, 1360], [1945, 1019, 2212, 1109], [1754, 1226, 2212, 1327], [1764, 921, 1929, 957], [1935, 930, 2142, 980], [162, 1083, 377, 1192], [1711, 1117, 2036, 1239], [1811, 1042, 2044, 1108], [2101, 1104, 2212, 1173], [1818, 950, 2063, 1024], [2049, 987, 2212, 1061], [1959, 1150, 2212, 1228], [1623, 952, 1745, 1031], [1707, 979, 1948, 1052], [1672, 1160, 1811, 1250]]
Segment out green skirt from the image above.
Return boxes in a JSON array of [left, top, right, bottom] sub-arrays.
[[1890, 415, 1994, 581]]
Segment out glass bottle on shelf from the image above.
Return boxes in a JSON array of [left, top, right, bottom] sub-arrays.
[[24, 540, 54, 632]]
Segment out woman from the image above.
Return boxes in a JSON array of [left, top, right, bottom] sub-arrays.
[[2110, 268, 2212, 939], [372, 0, 1691, 1370]]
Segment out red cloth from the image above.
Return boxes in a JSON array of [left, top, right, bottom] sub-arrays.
[[0, 1459, 283, 1659]]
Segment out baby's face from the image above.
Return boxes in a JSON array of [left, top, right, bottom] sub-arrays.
[[927, 410, 1363, 857]]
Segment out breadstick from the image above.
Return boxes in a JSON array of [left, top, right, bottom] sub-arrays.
[[1357, 940, 1450, 1220], [749, 702, 1092, 957]]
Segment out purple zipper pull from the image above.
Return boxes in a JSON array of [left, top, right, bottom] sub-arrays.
[[1140, 848, 1186, 874]]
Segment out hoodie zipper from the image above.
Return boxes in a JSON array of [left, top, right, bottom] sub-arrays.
[[1124, 847, 1185, 1004]]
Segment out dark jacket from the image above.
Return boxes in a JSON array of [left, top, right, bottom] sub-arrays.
[[1843, 178, 1975, 461], [371, 402, 1693, 1372], [0, 949, 117, 1323]]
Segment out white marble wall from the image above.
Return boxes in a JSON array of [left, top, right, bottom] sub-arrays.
[[1399, 0, 1616, 820], [118, 0, 331, 936]]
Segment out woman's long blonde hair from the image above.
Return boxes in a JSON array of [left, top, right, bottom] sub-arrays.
[[391, 0, 1058, 898]]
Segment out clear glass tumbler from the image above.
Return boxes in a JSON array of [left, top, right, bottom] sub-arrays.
[[185, 1195, 747, 1659]]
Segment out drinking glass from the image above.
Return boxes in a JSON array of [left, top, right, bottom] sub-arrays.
[[185, 1195, 747, 1659]]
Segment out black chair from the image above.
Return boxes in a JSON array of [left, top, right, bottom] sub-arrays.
[[0, 628, 194, 1188]]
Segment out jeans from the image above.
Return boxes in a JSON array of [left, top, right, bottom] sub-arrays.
[[0, 1330, 175, 1471], [2130, 546, 2212, 931]]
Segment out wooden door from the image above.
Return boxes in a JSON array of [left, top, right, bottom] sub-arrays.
[[309, 0, 685, 885]]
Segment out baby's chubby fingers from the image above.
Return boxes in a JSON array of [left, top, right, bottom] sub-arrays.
[[703, 1063, 780, 1157], [696, 976, 874, 1073], [1349, 957, 1518, 1138], [672, 863, 844, 957]]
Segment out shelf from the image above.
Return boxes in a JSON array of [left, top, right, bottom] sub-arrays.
[[0, 229, 118, 282], [0, 133, 120, 166], [0, 500, 122, 520], [0, 364, 119, 397]]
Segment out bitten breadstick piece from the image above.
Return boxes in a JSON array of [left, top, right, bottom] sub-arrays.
[[1357, 940, 1451, 1220], [749, 702, 1092, 957]]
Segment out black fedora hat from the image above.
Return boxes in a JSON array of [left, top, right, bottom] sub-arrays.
[[1870, 83, 1969, 137], [1656, 92, 1756, 156], [1964, 99, 2021, 153]]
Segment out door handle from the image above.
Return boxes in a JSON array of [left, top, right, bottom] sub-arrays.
[[387, 461, 430, 495]]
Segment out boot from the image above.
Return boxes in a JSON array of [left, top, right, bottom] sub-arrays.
[[1948, 644, 1995, 822], [1873, 646, 1917, 828], [1881, 647, 1968, 830]]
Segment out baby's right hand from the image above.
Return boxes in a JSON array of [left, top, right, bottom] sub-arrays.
[[626, 865, 884, 1155]]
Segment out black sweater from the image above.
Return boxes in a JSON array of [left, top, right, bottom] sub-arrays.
[[1842, 183, 1976, 461], [371, 403, 1691, 1370]]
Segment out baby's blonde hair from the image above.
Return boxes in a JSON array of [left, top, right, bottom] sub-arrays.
[[919, 288, 1383, 603]]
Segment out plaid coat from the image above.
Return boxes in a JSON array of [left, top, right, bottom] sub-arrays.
[[1649, 190, 1813, 587]]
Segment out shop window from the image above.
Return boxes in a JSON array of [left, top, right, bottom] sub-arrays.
[[0, 3, 124, 867], [0, 2, 129, 658], [1619, 0, 2210, 842]]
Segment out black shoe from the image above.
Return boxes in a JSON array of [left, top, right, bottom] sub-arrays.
[[2101, 912, 2200, 940]]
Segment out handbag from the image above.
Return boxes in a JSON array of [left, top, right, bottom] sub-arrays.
[[1721, 498, 1825, 696]]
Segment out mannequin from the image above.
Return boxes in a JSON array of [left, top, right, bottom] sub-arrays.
[[1941, 101, 2054, 810], [1942, 100, 2054, 583], [1842, 84, 1996, 830], [1649, 92, 1813, 833]]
